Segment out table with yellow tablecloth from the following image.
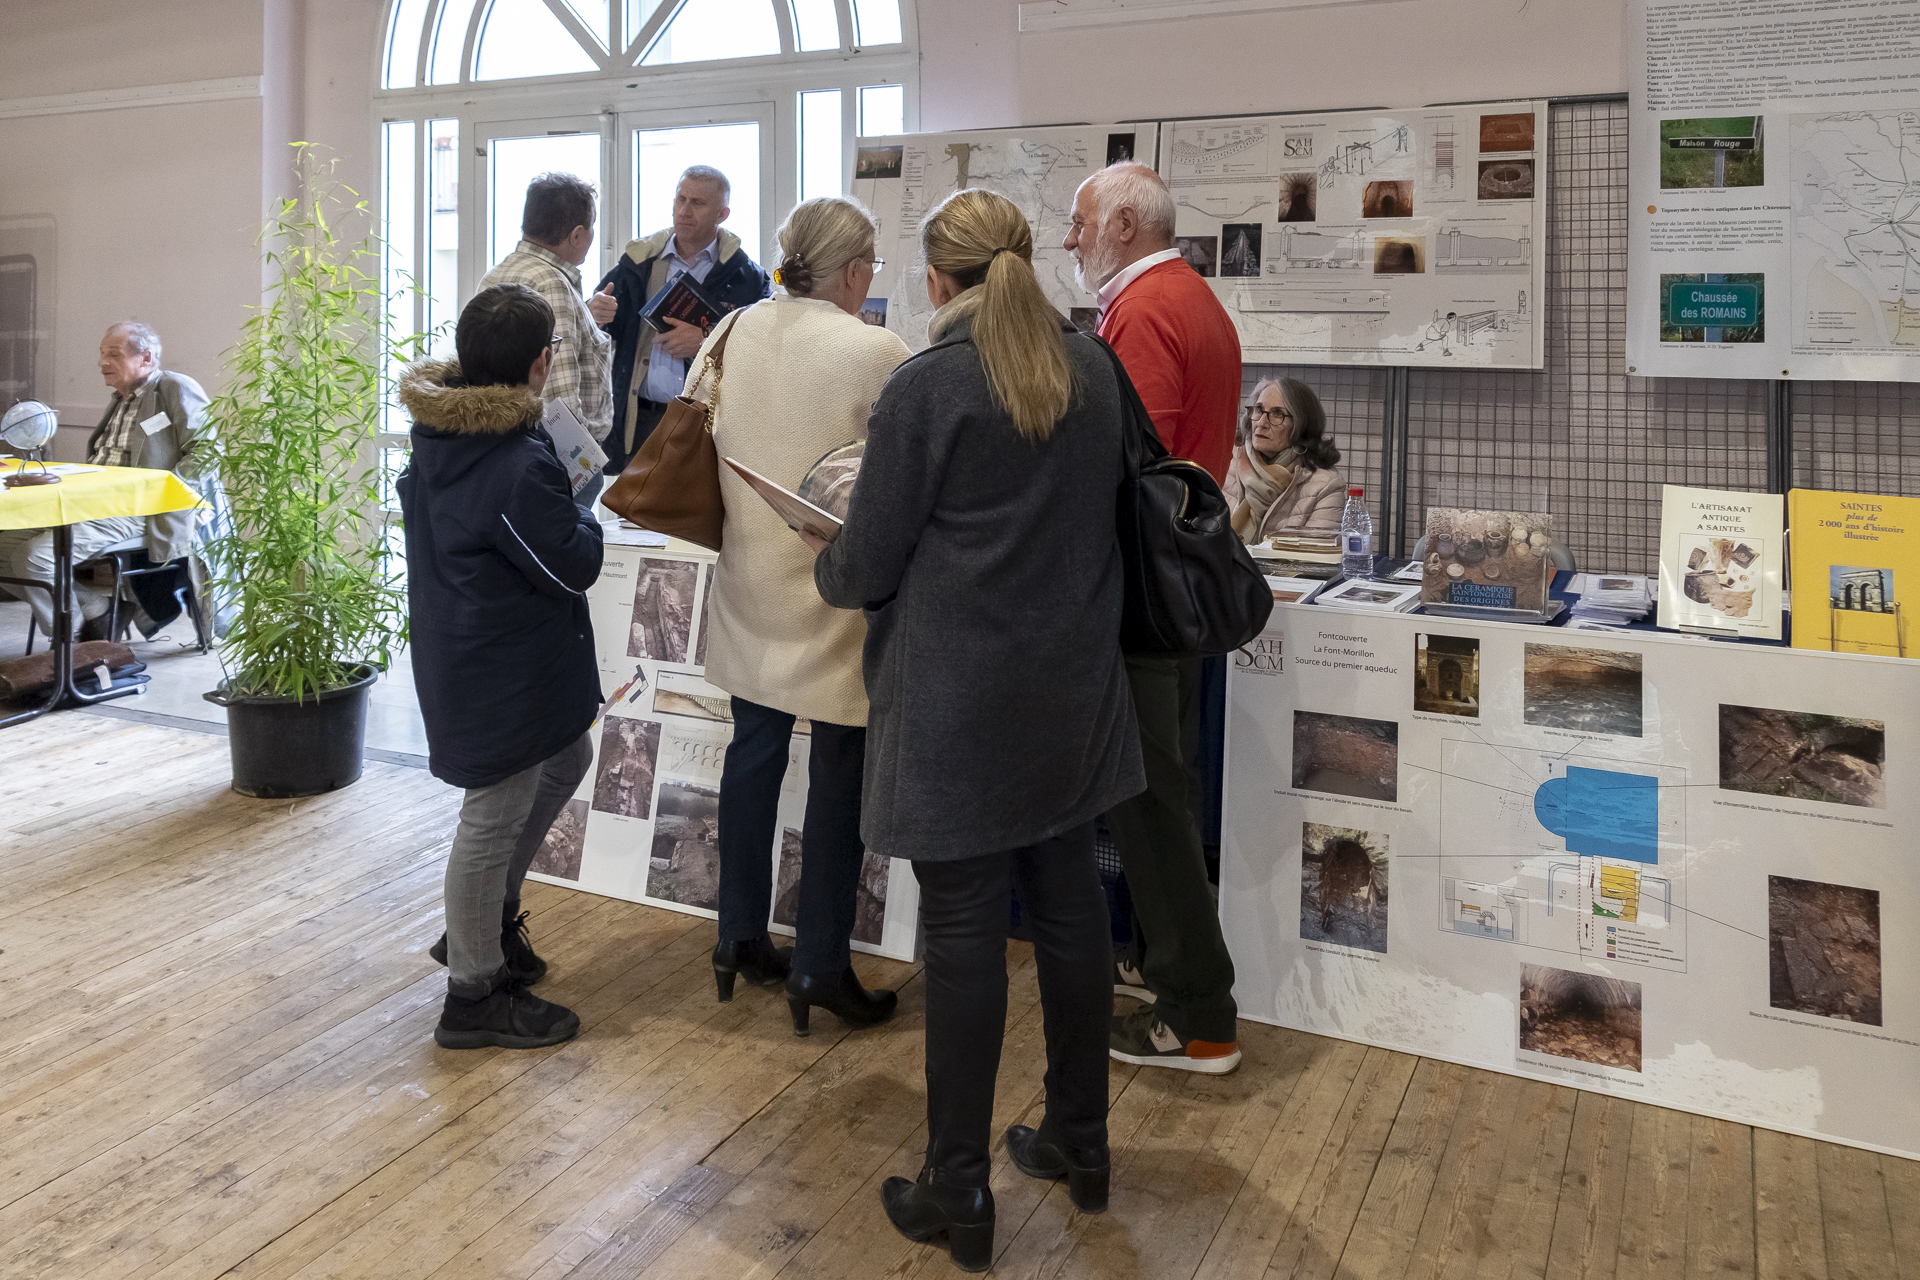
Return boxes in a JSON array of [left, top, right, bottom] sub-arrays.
[[0, 460, 206, 726]]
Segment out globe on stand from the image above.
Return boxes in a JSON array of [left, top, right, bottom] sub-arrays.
[[1, 400, 61, 487]]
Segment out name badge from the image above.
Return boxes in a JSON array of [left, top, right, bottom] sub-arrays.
[[138, 412, 170, 436]]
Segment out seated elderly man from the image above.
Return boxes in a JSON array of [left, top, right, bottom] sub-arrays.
[[0, 322, 211, 641]]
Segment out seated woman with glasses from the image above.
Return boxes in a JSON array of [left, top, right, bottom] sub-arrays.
[[1223, 376, 1345, 542]]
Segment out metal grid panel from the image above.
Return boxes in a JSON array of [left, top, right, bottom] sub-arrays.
[[1793, 380, 1920, 498], [1238, 363, 1389, 530], [1401, 98, 1769, 576]]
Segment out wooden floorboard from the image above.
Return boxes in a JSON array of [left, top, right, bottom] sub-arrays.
[[0, 713, 1908, 1280]]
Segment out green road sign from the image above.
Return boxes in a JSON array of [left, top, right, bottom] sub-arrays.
[[1667, 281, 1760, 326], [1667, 137, 1757, 150]]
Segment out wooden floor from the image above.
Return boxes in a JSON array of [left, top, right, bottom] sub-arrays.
[[3, 714, 1915, 1280]]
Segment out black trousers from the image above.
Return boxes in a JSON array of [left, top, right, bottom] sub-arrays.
[[912, 823, 1112, 1189], [715, 695, 865, 977]]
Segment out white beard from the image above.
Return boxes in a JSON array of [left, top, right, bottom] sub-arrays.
[[1072, 234, 1123, 296]]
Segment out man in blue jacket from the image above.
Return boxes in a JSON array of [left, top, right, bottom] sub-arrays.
[[594, 165, 771, 475], [397, 283, 605, 1050]]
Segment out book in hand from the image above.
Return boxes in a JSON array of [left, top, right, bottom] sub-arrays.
[[724, 457, 843, 544], [640, 270, 724, 335]]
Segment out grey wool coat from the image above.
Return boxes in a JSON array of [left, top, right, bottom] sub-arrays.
[[814, 297, 1146, 863]]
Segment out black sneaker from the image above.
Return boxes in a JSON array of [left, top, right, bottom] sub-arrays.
[[427, 902, 547, 987], [1108, 1004, 1241, 1075], [434, 975, 580, 1050]]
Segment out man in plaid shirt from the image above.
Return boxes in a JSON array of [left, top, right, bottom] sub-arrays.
[[477, 173, 617, 507]]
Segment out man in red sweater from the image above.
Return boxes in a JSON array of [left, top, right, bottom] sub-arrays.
[[1066, 161, 1246, 1075]]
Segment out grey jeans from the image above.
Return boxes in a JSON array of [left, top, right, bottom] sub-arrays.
[[0, 516, 145, 633], [444, 733, 593, 994]]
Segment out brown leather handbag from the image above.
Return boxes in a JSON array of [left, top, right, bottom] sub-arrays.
[[602, 308, 747, 551]]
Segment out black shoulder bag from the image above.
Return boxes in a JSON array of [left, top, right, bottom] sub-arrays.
[[1096, 337, 1274, 656]]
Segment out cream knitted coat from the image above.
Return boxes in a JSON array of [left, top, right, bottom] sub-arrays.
[[693, 294, 911, 726]]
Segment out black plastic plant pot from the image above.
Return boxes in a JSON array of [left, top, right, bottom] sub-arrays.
[[205, 664, 378, 798]]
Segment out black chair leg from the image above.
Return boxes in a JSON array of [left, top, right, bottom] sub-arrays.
[[24, 615, 36, 656]]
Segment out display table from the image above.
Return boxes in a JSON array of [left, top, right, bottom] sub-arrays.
[[0, 461, 203, 728], [521, 526, 922, 960], [1220, 599, 1918, 1158]]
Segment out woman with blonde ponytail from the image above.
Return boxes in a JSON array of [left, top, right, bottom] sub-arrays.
[[812, 188, 1144, 1270]]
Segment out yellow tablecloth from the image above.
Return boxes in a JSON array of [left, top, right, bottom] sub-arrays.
[[0, 461, 204, 531]]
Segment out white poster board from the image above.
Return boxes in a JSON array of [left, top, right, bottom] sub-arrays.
[[1625, 0, 1920, 381], [1154, 102, 1547, 368], [524, 528, 921, 961], [854, 123, 1149, 350], [1221, 603, 1920, 1157]]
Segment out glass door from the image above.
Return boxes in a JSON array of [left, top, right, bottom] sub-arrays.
[[617, 103, 775, 272], [476, 114, 612, 281]]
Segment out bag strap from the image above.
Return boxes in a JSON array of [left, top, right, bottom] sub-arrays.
[[685, 306, 750, 408], [1085, 333, 1170, 467]]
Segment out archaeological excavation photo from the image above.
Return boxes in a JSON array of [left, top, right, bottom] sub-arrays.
[[1299, 822, 1390, 953], [1519, 964, 1643, 1072], [1769, 876, 1883, 1025], [646, 781, 724, 911], [1413, 632, 1481, 716], [775, 832, 892, 946], [627, 557, 699, 664], [1292, 710, 1401, 802], [529, 799, 590, 882], [1523, 643, 1644, 736], [1719, 704, 1885, 808], [590, 715, 662, 820]]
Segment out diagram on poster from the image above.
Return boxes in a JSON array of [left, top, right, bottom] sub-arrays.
[[1437, 740, 1688, 973], [855, 124, 1142, 350], [1155, 103, 1546, 368]]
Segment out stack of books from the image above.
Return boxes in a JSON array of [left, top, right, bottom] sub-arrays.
[[1567, 574, 1653, 631], [1252, 531, 1344, 580]]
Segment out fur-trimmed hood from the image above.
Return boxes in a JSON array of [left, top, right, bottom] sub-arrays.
[[620, 225, 746, 268], [398, 359, 542, 436]]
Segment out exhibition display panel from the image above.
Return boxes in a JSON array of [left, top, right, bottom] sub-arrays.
[[522, 528, 923, 961], [1220, 599, 1917, 1158]]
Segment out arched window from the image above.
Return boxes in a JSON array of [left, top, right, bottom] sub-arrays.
[[373, 0, 915, 438]]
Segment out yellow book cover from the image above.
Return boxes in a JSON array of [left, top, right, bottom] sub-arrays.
[[1787, 489, 1918, 658]]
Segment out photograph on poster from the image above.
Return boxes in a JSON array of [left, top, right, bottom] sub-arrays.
[[1106, 132, 1137, 164], [858, 297, 887, 327], [591, 717, 662, 819], [629, 558, 698, 663], [1363, 180, 1414, 218], [693, 569, 714, 666], [1373, 236, 1424, 274], [1413, 632, 1481, 716], [1519, 964, 1642, 1072], [1175, 235, 1218, 276], [1220, 224, 1263, 277], [1277, 172, 1317, 222], [1830, 565, 1895, 613], [1478, 158, 1535, 200], [1300, 822, 1389, 953], [1659, 272, 1765, 343], [652, 670, 734, 725], [1769, 875, 1881, 1026], [530, 798, 589, 881], [1480, 112, 1536, 153], [1659, 116, 1763, 189], [1523, 644, 1644, 737], [1069, 307, 1100, 334], [773, 828, 891, 946], [647, 781, 722, 910], [1682, 535, 1762, 617], [854, 146, 903, 179], [1292, 710, 1399, 802], [1719, 704, 1885, 808]]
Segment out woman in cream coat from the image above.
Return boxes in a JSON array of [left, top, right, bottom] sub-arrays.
[[696, 197, 911, 1031], [1223, 376, 1346, 543]]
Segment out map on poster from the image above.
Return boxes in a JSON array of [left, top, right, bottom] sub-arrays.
[[523, 528, 922, 961], [854, 124, 1145, 349], [1154, 102, 1547, 368], [1792, 111, 1920, 356]]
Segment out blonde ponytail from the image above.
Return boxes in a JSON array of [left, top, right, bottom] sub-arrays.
[[922, 189, 1077, 442]]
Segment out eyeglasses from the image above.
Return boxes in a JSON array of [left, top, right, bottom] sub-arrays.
[[548, 335, 566, 350], [1250, 406, 1292, 422], [867, 257, 886, 270]]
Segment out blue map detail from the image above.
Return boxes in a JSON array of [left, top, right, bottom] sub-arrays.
[[1533, 766, 1659, 863]]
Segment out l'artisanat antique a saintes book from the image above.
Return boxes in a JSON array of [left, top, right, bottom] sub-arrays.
[[1655, 484, 1783, 640], [1788, 488, 1919, 658]]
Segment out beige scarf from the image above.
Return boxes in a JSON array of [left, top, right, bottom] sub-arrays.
[[927, 285, 985, 345], [1231, 442, 1301, 541]]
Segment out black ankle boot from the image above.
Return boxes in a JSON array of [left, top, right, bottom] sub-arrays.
[[881, 1169, 993, 1272], [434, 966, 579, 1050], [1005, 1120, 1110, 1213], [428, 899, 546, 987], [711, 936, 793, 1001], [785, 966, 897, 1036]]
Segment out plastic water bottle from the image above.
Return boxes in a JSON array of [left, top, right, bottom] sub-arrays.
[[1340, 487, 1373, 580]]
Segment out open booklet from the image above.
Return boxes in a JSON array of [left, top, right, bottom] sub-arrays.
[[724, 457, 843, 543]]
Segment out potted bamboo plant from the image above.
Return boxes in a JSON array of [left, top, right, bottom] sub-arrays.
[[201, 147, 419, 797]]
